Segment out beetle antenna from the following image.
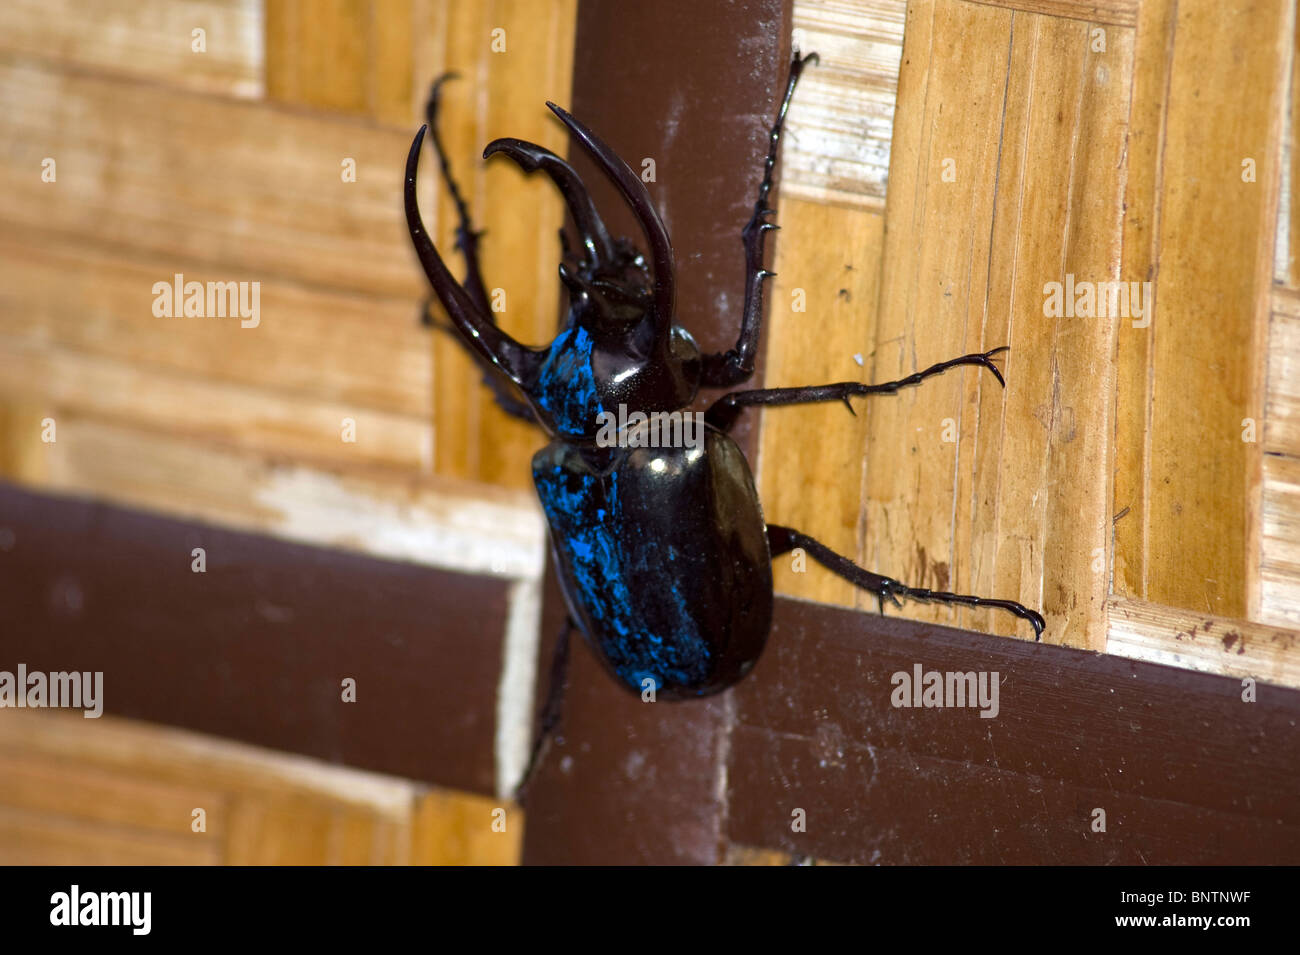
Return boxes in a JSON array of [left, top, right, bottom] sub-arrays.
[[545, 102, 676, 338]]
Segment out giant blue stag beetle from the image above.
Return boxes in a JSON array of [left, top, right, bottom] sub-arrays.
[[404, 52, 1045, 791]]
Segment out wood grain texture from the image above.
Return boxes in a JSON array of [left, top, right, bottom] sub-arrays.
[[760, 200, 884, 607], [0, 230, 434, 474], [1108, 596, 1300, 689], [782, 0, 906, 211], [1113, 0, 1291, 620], [1266, 286, 1300, 454], [858, 1, 1130, 648], [769, 0, 1299, 668], [1262, 288, 1300, 626], [1261, 451, 1300, 626], [266, 0, 370, 114], [0, 234, 430, 420], [962, 0, 1136, 28], [0, 711, 518, 865], [0, 340, 430, 473], [0, 55, 421, 299], [0, 0, 263, 98], [1110, 0, 1173, 604]]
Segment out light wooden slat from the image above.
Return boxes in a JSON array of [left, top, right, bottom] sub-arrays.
[[0, 753, 224, 840], [0, 0, 263, 98], [266, 0, 420, 124], [1114, 0, 1291, 619], [1266, 287, 1300, 454], [411, 788, 521, 866], [1111, 0, 1175, 602], [862, 1, 1131, 648], [266, 0, 370, 114], [0, 806, 219, 866], [783, 0, 906, 212], [1108, 597, 1300, 690], [1262, 289, 1300, 626], [0, 54, 424, 299], [0, 233, 431, 418], [1261, 452, 1300, 626], [0, 340, 430, 473], [760, 200, 884, 607], [371, 0, 418, 126], [225, 795, 363, 864], [865, 0, 1014, 632], [0, 711, 417, 815]]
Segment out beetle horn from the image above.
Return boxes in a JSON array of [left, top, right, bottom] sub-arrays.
[[545, 103, 675, 338], [405, 126, 540, 384], [483, 138, 618, 270]]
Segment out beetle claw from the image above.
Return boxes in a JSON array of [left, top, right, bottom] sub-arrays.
[[980, 347, 1009, 388]]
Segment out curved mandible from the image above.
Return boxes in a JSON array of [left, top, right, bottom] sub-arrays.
[[405, 126, 540, 384]]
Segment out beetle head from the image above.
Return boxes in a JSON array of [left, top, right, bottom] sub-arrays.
[[406, 103, 701, 440]]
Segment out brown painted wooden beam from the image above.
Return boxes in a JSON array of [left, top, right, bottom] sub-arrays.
[[519, 0, 793, 866], [730, 598, 1300, 864], [0, 481, 506, 795]]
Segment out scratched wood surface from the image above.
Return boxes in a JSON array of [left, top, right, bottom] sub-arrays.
[[0, 711, 519, 865]]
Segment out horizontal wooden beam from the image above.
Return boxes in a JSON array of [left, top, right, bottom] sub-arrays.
[[0, 481, 526, 795]]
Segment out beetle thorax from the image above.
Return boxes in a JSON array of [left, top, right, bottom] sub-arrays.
[[524, 298, 700, 440]]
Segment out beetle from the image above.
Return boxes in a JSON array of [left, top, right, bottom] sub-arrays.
[[405, 52, 1045, 789]]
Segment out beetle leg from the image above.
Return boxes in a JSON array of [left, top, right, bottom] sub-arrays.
[[407, 126, 543, 387], [514, 616, 574, 804], [705, 347, 1010, 432], [700, 50, 818, 388], [423, 74, 493, 318], [766, 524, 1045, 640], [416, 77, 539, 424]]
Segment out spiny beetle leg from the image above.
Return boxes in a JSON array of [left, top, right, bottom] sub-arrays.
[[514, 616, 574, 804], [421, 77, 537, 425], [766, 524, 1045, 640], [424, 73, 492, 319], [705, 347, 1010, 433], [700, 50, 819, 389]]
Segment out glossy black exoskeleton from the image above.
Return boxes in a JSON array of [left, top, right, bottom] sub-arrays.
[[404, 53, 1046, 787]]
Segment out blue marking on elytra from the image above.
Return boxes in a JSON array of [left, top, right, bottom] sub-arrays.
[[533, 325, 600, 433], [533, 453, 713, 693]]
